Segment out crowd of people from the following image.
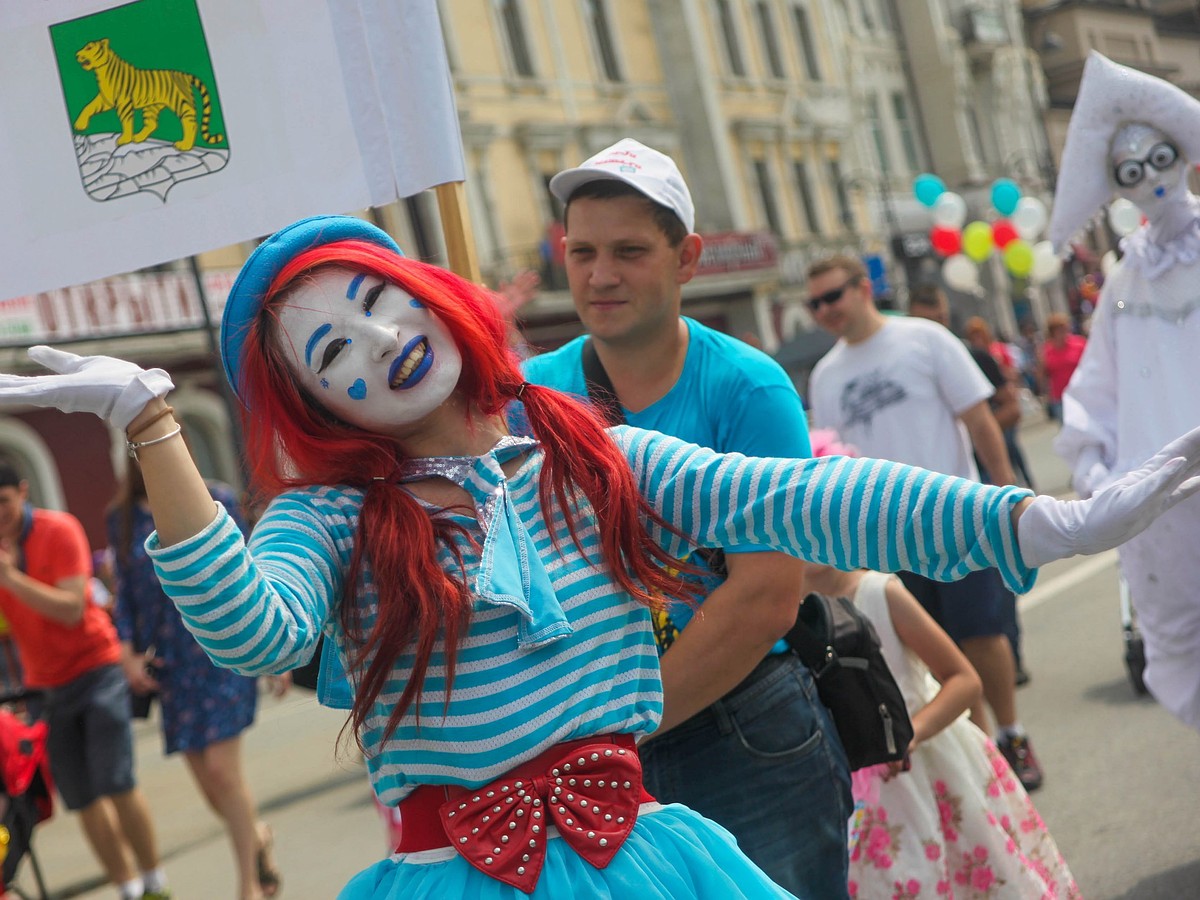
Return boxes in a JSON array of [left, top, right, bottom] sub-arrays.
[[0, 52, 1198, 900]]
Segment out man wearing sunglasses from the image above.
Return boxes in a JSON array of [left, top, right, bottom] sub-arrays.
[[805, 255, 1046, 792], [520, 139, 853, 898]]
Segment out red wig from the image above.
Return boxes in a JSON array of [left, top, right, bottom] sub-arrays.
[[238, 241, 692, 746]]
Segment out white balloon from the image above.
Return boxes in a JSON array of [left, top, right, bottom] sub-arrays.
[[1108, 198, 1142, 237], [1030, 241, 1063, 285], [931, 192, 968, 229], [1012, 197, 1048, 241], [942, 254, 979, 292], [1101, 250, 1118, 276]]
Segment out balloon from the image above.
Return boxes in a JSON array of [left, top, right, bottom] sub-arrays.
[[942, 254, 980, 292], [1003, 239, 1034, 278], [931, 192, 968, 229], [930, 226, 962, 257], [1108, 198, 1142, 236], [990, 178, 1022, 216], [992, 220, 1019, 249], [1030, 241, 1063, 285], [962, 221, 994, 262], [1101, 250, 1118, 276], [913, 173, 946, 208], [1011, 197, 1048, 241]]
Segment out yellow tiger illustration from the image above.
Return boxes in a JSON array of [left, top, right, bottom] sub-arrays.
[[73, 38, 223, 152]]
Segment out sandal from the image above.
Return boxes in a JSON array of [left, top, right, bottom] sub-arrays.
[[256, 823, 282, 898]]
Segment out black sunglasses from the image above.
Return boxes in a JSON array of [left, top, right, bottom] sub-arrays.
[[807, 278, 859, 312]]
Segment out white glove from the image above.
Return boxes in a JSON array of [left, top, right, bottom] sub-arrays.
[[0, 346, 174, 431], [1071, 445, 1112, 500], [1018, 425, 1200, 568]]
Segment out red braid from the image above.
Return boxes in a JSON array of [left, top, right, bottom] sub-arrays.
[[238, 243, 695, 747]]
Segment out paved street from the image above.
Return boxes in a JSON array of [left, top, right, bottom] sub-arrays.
[[18, 414, 1200, 899]]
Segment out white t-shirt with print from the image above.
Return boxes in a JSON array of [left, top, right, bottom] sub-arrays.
[[809, 317, 993, 480]]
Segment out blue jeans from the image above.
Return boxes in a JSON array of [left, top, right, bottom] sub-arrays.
[[640, 652, 852, 899]]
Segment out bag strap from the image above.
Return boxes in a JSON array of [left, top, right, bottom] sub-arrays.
[[581, 339, 626, 427], [14, 503, 33, 575]]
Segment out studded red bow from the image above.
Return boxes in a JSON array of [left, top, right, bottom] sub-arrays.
[[438, 736, 646, 893]]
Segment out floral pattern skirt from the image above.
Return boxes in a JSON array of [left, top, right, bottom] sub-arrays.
[[848, 716, 1081, 899]]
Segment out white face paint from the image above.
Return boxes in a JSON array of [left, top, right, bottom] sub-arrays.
[[1110, 123, 1188, 220], [275, 266, 462, 433]]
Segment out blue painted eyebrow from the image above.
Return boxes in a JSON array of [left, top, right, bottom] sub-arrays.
[[347, 274, 366, 300], [305, 323, 333, 367]]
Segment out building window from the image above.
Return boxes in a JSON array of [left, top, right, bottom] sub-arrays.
[[793, 160, 822, 234], [585, 0, 623, 82], [791, 5, 822, 81], [497, 0, 535, 77], [753, 158, 783, 235], [755, 1, 786, 79], [866, 94, 891, 174], [891, 92, 921, 173], [829, 159, 853, 230], [715, 0, 747, 77]]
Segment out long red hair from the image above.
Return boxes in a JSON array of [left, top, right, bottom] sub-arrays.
[[237, 242, 692, 746]]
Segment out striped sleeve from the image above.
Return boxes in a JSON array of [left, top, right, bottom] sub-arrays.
[[613, 426, 1037, 594], [145, 491, 355, 675]]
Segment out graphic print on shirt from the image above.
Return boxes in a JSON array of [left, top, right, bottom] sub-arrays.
[[840, 369, 908, 432]]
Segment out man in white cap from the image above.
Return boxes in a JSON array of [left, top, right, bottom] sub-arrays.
[[521, 139, 854, 898], [1051, 52, 1200, 731]]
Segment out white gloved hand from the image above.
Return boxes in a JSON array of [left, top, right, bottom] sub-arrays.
[[1071, 444, 1112, 500], [0, 346, 174, 431], [1018, 425, 1200, 568]]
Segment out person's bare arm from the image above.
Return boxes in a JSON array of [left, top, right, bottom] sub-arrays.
[[884, 575, 981, 750], [0, 550, 86, 626], [653, 551, 804, 735], [124, 399, 226, 547], [988, 380, 1022, 431], [960, 400, 1017, 486]]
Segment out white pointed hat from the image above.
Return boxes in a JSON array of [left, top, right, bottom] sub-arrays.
[[1048, 51, 1200, 252]]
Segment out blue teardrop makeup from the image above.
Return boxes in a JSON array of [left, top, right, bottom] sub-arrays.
[[348, 378, 368, 400]]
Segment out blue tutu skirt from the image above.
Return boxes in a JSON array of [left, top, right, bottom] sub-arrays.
[[339, 802, 798, 899]]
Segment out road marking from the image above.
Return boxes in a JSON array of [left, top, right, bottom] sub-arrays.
[[1019, 549, 1119, 611]]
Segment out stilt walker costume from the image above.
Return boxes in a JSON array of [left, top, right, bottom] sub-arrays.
[[1050, 53, 1200, 731], [1, 216, 1199, 898]]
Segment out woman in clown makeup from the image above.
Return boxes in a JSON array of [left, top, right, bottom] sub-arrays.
[[2, 214, 1199, 899]]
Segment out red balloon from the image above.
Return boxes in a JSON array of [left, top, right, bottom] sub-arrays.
[[930, 226, 961, 257], [992, 220, 1019, 248]]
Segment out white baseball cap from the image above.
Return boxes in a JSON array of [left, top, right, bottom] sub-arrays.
[[550, 138, 695, 233]]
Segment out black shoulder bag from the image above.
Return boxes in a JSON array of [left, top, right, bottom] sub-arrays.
[[785, 591, 914, 771]]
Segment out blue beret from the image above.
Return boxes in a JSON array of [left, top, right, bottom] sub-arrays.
[[220, 215, 403, 401]]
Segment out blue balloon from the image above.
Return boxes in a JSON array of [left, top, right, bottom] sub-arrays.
[[913, 173, 945, 208], [990, 178, 1021, 216]]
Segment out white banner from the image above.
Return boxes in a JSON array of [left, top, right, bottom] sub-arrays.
[[0, 0, 464, 302]]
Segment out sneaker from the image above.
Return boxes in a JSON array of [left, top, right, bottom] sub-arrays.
[[998, 733, 1043, 792]]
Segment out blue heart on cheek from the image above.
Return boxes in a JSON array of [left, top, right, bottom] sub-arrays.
[[347, 379, 368, 400]]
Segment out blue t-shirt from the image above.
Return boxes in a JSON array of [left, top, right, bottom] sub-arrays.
[[522, 317, 812, 644]]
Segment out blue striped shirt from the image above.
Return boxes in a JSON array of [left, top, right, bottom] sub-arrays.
[[148, 426, 1034, 805]]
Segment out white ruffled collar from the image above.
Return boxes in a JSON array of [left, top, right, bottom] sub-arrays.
[[1120, 195, 1200, 279]]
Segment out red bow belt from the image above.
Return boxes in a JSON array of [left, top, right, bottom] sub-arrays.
[[394, 733, 652, 893]]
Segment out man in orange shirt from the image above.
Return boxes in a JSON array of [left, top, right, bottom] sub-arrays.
[[0, 463, 169, 900]]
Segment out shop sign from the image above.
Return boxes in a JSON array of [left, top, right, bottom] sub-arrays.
[[0, 270, 237, 347], [696, 232, 778, 277]]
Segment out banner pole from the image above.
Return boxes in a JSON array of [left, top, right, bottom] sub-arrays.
[[434, 182, 482, 283], [187, 255, 249, 489]]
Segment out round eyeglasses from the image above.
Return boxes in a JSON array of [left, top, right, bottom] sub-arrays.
[[1113, 142, 1179, 188]]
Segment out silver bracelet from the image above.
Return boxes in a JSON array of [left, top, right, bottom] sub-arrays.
[[127, 424, 183, 460]]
